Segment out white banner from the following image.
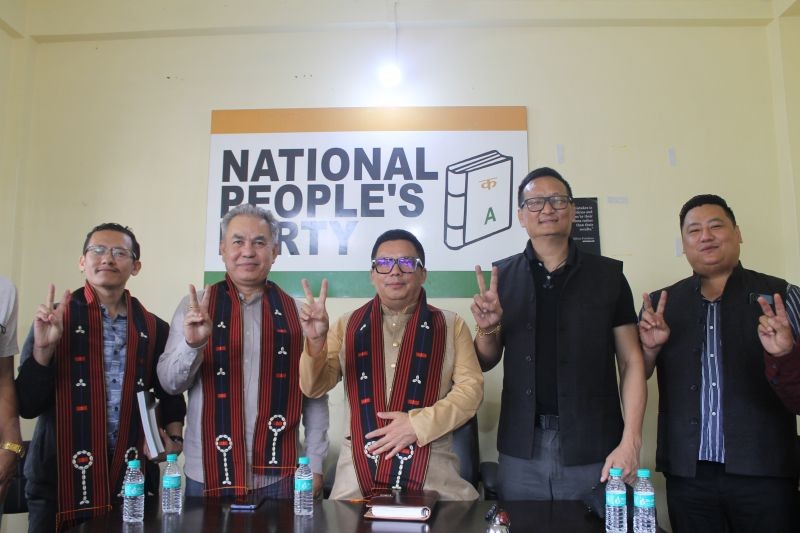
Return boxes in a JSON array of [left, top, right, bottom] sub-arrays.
[[206, 107, 529, 296]]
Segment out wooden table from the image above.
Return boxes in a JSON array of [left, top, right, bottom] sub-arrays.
[[69, 498, 604, 532]]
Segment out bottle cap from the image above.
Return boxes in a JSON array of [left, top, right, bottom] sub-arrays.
[[298, 456, 309, 465], [127, 459, 141, 468], [609, 467, 623, 477], [637, 468, 651, 478], [167, 454, 178, 463]]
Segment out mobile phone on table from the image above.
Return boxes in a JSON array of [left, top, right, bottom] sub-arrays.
[[230, 493, 265, 511]]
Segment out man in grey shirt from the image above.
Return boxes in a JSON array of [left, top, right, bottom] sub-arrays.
[[158, 204, 328, 498]]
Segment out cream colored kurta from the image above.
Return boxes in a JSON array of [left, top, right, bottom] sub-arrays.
[[300, 302, 484, 500]]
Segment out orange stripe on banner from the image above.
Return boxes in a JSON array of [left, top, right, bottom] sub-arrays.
[[358, 351, 368, 357], [211, 107, 527, 134], [215, 346, 227, 352], [407, 399, 420, 406], [360, 398, 372, 405], [415, 352, 428, 358], [76, 405, 88, 412], [74, 356, 86, 362], [275, 373, 287, 378], [216, 393, 228, 399]]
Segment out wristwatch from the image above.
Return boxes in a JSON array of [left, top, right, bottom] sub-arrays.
[[0, 441, 25, 459]]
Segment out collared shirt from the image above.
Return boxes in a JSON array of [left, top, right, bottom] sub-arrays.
[[527, 241, 636, 416], [157, 289, 329, 487], [697, 284, 800, 463], [100, 305, 128, 450]]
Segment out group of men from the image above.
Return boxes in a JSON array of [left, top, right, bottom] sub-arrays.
[[0, 167, 796, 532]]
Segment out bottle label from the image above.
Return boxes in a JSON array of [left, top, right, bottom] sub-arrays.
[[294, 478, 312, 492], [124, 482, 145, 497], [606, 490, 626, 507], [634, 492, 655, 509], [162, 474, 181, 489]]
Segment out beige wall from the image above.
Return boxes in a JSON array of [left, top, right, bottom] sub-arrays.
[[2, 2, 800, 532]]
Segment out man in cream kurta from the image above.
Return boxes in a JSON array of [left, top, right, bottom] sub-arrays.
[[298, 229, 483, 500]]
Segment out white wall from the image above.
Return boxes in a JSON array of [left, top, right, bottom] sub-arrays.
[[3, 2, 800, 532]]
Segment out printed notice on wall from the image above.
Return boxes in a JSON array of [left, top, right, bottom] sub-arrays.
[[571, 197, 600, 255], [206, 107, 529, 297]]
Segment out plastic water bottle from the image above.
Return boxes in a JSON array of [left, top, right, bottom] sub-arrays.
[[161, 453, 183, 514], [122, 459, 145, 523], [605, 467, 627, 533], [633, 469, 656, 533], [293, 456, 313, 516]]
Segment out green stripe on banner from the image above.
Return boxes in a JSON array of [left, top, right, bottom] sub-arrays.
[[203, 271, 486, 298]]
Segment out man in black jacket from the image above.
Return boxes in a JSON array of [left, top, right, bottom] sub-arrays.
[[472, 167, 646, 500], [15, 223, 186, 532], [639, 194, 799, 532]]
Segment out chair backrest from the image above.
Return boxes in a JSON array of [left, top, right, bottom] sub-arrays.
[[451, 416, 480, 488]]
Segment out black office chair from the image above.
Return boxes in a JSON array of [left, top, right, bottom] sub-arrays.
[[3, 440, 29, 514], [451, 416, 499, 499]]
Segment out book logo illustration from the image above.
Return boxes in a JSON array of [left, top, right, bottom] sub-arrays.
[[444, 150, 514, 250]]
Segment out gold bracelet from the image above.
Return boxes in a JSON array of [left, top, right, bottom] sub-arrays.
[[475, 323, 502, 337]]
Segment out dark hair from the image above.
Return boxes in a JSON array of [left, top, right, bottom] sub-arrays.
[[83, 223, 141, 260], [679, 194, 737, 229], [517, 167, 573, 207], [371, 229, 426, 266]]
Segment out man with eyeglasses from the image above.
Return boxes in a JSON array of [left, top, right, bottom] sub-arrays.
[[471, 167, 646, 500], [638, 194, 799, 532], [299, 229, 484, 500], [0, 275, 22, 520], [157, 204, 328, 499], [15, 223, 186, 531]]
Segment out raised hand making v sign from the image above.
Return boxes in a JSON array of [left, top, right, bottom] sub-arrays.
[[32, 283, 72, 366], [756, 293, 795, 357], [299, 278, 329, 357], [638, 290, 669, 377], [470, 266, 504, 371], [183, 284, 212, 349]]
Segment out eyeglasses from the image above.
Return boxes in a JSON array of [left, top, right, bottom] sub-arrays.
[[520, 195, 573, 212], [84, 245, 136, 260], [372, 256, 423, 274]]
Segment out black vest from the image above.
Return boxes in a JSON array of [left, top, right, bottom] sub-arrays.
[[652, 264, 799, 478], [495, 241, 626, 464]]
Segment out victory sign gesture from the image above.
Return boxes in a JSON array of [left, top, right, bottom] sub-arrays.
[[757, 293, 795, 357], [300, 279, 329, 356], [33, 283, 72, 365], [471, 266, 503, 331], [184, 284, 212, 349]]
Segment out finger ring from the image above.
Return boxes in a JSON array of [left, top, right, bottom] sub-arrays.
[[187, 305, 198, 310]]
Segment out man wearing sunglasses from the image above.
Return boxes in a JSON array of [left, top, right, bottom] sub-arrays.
[[299, 229, 484, 500], [15, 223, 186, 531], [471, 167, 646, 500]]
